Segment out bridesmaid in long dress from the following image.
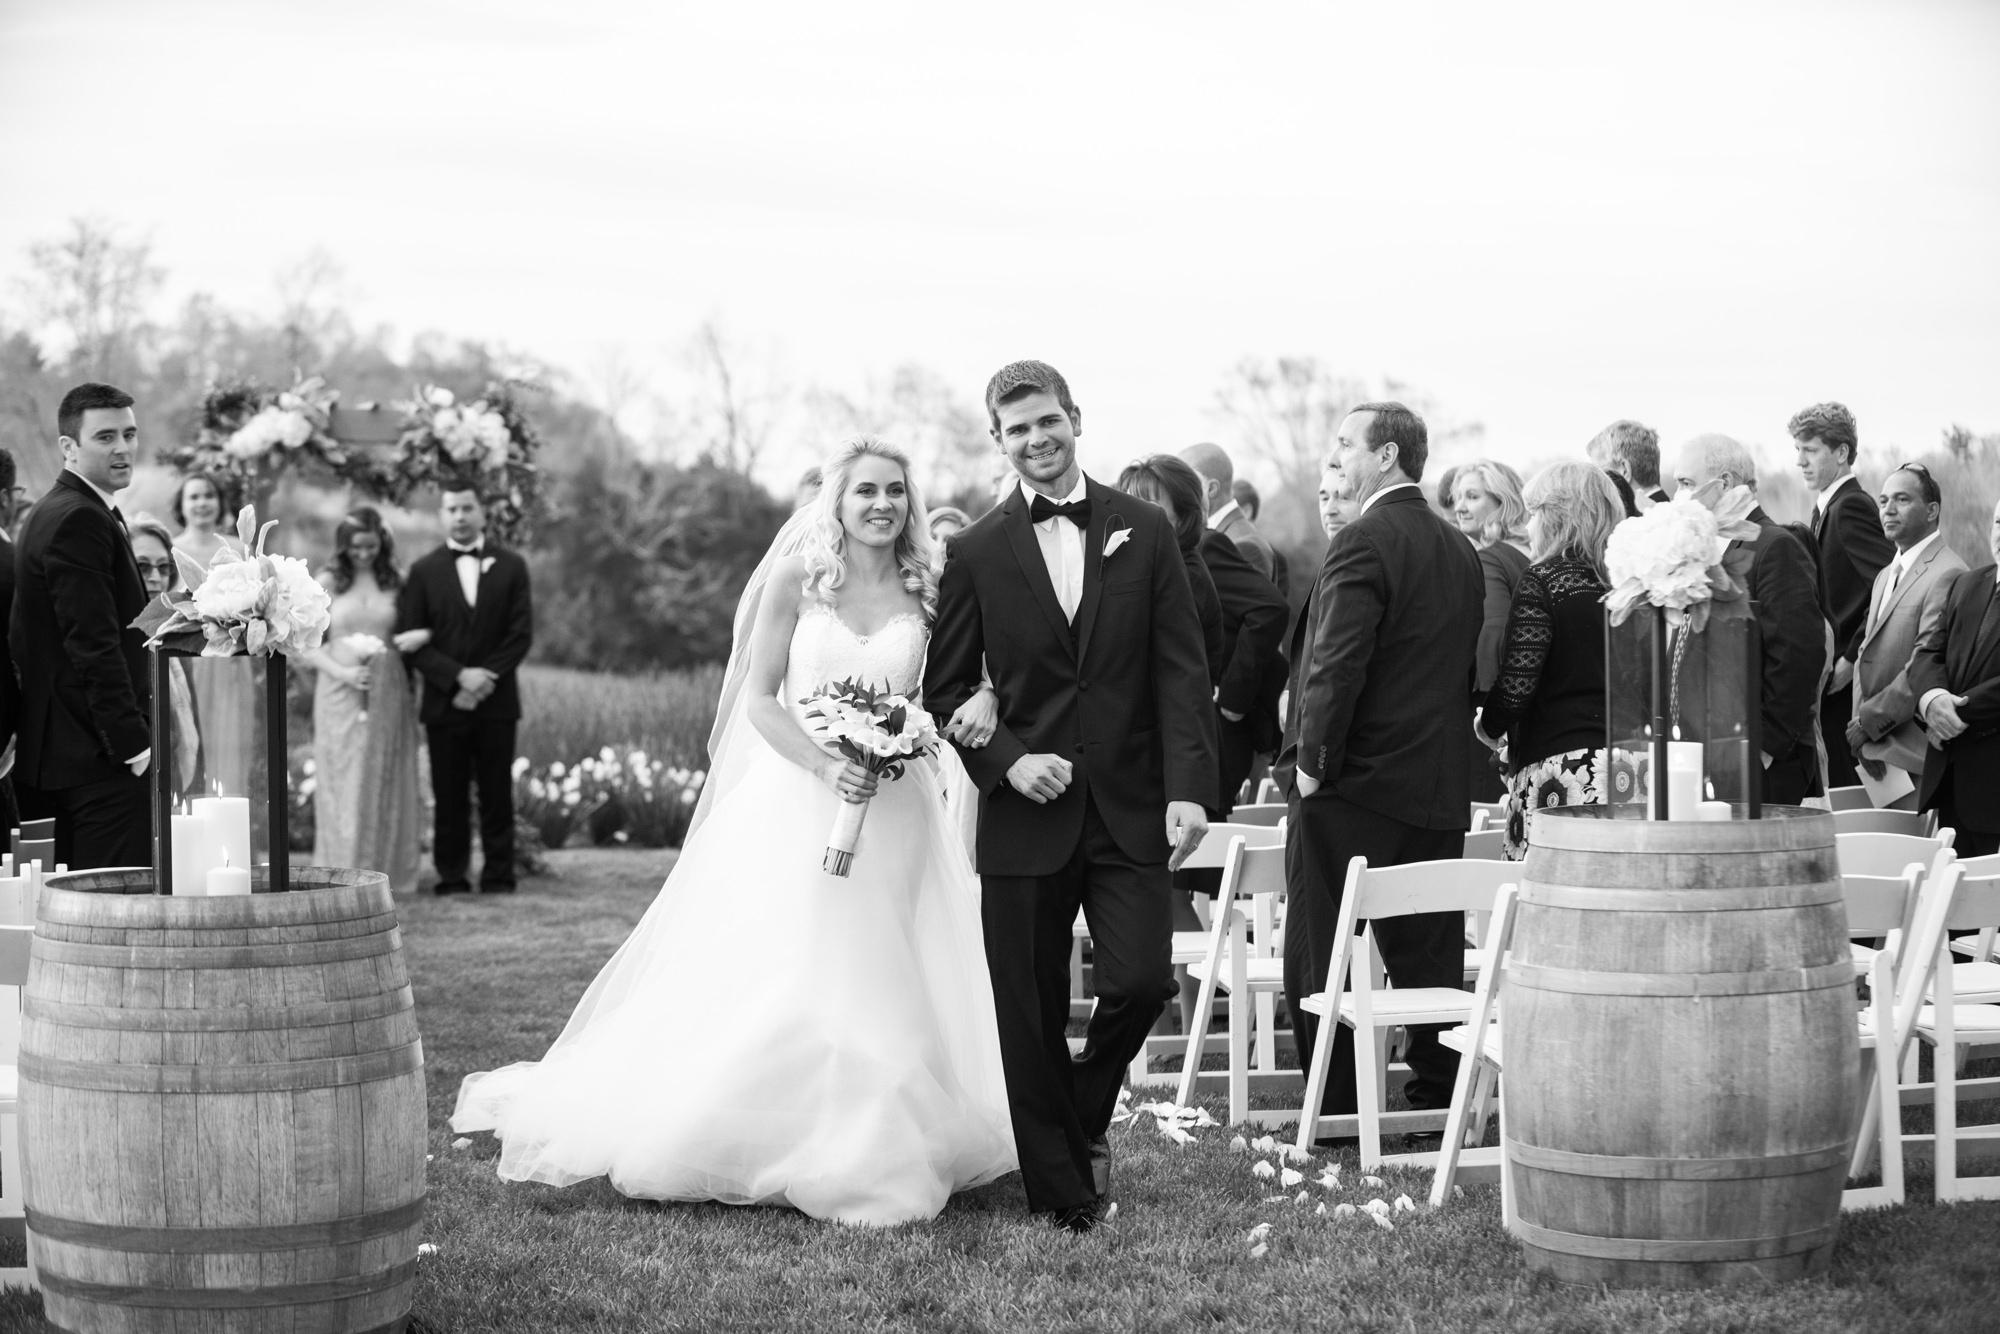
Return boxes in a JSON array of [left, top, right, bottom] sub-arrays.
[[172, 473, 263, 810], [300, 508, 425, 892]]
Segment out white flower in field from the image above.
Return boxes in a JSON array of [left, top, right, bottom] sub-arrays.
[[1360, 1175, 1384, 1189], [512, 756, 531, 780], [1246, 1223, 1272, 1242], [1332, 1202, 1356, 1220], [1251, 1160, 1276, 1180], [1249, 1243, 1269, 1260], [1364, 1198, 1390, 1217], [550, 760, 566, 778], [1251, 1135, 1276, 1154], [1229, 1135, 1249, 1153], [1393, 1195, 1416, 1214], [1280, 1167, 1303, 1188], [1283, 1144, 1311, 1163]]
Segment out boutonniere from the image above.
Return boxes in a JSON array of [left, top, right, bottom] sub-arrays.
[[480, 556, 496, 575], [1103, 517, 1132, 561]]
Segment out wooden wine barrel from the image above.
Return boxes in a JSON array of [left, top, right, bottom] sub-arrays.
[[1502, 806, 1857, 1288], [19, 868, 425, 1333]]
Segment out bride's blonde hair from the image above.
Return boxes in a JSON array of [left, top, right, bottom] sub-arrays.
[[801, 435, 939, 622]]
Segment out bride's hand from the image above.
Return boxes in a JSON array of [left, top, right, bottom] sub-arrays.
[[943, 687, 999, 748], [820, 757, 879, 803]]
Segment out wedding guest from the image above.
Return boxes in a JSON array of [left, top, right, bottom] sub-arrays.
[[127, 515, 202, 800], [11, 383, 152, 870], [1453, 459, 1532, 803], [1433, 465, 1461, 523], [1793, 402, 1894, 790], [1670, 434, 1828, 805], [1605, 469, 1643, 519], [172, 471, 259, 805], [1280, 402, 1482, 1133], [1912, 497, 2000, 858], [303, 509, 424, 892], [1848, 464, 1966, 807], [397, 486, 535, 894], [1587, 419, 1671, 509], [928, 505, 971, 542], [1318, 462, 1353, 541], [0, 448, 20, 835], [1116, 456, 1225, 693], [1233, 478, 1290, 602], [1181, 442, 1278, 586], [1473, 464, 1621, 858]]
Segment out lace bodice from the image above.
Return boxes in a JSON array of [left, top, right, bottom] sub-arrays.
[[784, 602, 929, 721]]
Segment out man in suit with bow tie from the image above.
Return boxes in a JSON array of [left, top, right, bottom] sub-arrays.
[[397, 486, 534, 894], [11, 383, 153, 870], [1911, 498, 2000, 859], [926, 360, 1216, 1233], [1846, 465, 1966, 806], [1793, 402, 1894, 789]]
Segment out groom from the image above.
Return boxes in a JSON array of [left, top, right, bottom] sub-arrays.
[[927, 360, 1217, 1233]]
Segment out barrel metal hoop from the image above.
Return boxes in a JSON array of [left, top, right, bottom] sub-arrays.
[[27, 1197, 425, 1253], [1507, 1139, 1853, 1180], [1522, 881, 1840, 912], [32, 930, 399, 970], [1512, 1217, 1839, 1263], [19, 1040, 424, 1093], [1506, 959, 1855, 997], [34, 1259, 417, 1309], [23, 987, 414, 1033]]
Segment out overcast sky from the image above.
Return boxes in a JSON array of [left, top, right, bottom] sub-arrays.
[[3, 0, 1996, 488]]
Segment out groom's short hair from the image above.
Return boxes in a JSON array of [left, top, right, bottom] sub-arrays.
[[1351, 400, 1429, 483], [985, 360, 1078, 433]]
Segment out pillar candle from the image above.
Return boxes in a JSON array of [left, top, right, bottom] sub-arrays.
[[1698, 800, 1733, 823], [170, 814, 215, 895], [207, 854, 251, 897], [1666, 741, 1704, 821], [191, 796, 252, 876]]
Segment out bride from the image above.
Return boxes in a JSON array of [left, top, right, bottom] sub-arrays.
[[452, 437, 1016, 1225]]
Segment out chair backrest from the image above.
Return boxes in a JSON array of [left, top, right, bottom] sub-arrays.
[[0, 923, 29, 988], [1470, 802, 1506, 829], [1256, 777, 1282, 805], [1884, 850, 1963, 1059], [1228, 804, 1288, 828], [1833, 808, 1932, 837], [1827, 785, 1873, 812], [1940, 853, 2000, 932], [1837, 830, 1950, 879], [1180, 820, 1285, 871], [1842, 866, 1923, 939], [1462, 828, 1508, 861], [1343, 856, 1517, 921]]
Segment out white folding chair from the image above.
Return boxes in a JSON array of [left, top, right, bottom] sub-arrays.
[[1828, 784, 1874, 812], [1934, 853, 2000, 1004], [1841, 862, 1927, 1210], [0, 914, 31, 1292], [1469, 801, 1506, 832], [1294, 856, 1513, 1167], [1228, 804, 1288, 828], [1833, 808, 1936, 837], [1256, 777, 1281, 805], [1177, 840, 1295, 1126], [1430, 882, 1517, 1211]]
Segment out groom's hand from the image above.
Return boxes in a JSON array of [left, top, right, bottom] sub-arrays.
[[1165, 801, 1208, 872], [1006, 754, 1072, 804]]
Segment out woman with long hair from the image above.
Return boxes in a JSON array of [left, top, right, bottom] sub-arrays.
[[1451, 458, 1533, 802], [171, 471, 263, 810], [1474, 462, 1624, 858], [1116, 455, 1225, 689], [127, 515, 203, 801], [453, 436, 1014, 1226], [298, 507, 425, 892]]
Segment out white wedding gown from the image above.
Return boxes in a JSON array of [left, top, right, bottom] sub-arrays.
[[452, 602, 1016, 1225]]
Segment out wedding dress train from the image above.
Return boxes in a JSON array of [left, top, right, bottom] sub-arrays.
[[452, 602, 1015, 1225]]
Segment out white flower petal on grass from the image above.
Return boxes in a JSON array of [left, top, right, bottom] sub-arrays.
[[1249, 1243, 1269, 1260], [1159, 1123, 1194, 1146], [1393, 1195, 1416, 1214], [451, 1137, 472, 1150], [1360, 1175, 1385, 1189], [1229, 1135, 1249, 1153], [1283, 1144, 1311, 1163], [1332, 1202, 1357, 1220], [1453, 1185, 1465, 1199], [417, 1243, 438, 1258], [1251, 1135, 1277, 1154], [1314, 1202, 1328, 1217], [1371, 1213, 1396, 1232], [1279, 1167, 1304, 1188], [1191, 1108, 1219, 1127], [1364, 1198, 1390, 1217], [1246, 1223, 1273, 1242], [1295, 1191, 1310, 1205], [1251, 1160, 1276, 1180]]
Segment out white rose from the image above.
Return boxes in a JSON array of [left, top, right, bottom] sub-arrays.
[[262, 555, 332, 652], [277, 409, 313, 449], [191, 558, 265, 620]]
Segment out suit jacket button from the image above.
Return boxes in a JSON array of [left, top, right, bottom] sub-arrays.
[[1079, 681, 1089, 691]]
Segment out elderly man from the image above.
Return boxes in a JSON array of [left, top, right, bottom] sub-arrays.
[[1911, 499, 2000, 858], [1181, 442, 1278, 586], [1846, 464, 1966, 806], [1588, 419, 1670, 509], [1670, 434, 1829, 806]]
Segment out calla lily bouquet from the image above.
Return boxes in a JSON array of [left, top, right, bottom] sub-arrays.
[[800, 677, 939, 876], [1603, 481, 1761, 633], [135, 507, 332, 658]]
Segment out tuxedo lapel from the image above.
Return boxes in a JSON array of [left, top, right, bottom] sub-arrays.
[[1000, 491, 1076, 655], [1072, 481, 1118, 665]]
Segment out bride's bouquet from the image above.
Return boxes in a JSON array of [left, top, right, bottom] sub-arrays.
[[800, 677, 939, 877]]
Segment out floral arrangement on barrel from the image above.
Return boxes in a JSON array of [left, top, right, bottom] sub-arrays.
[[391, 381, 549, 544], [1603, 481, 1760, 633], [166, 375, 398, 498], [800, 677, 938, 876], [135, 507, 333, 658]]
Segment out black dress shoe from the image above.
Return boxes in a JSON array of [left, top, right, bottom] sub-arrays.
[[433, 880, 470, 896], [1086, 1134, 1111, 1199], [1048, 1200, 1104, 1235]]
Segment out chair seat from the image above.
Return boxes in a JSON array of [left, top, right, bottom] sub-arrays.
[[1938, 961, 2000, 1004], [1299, 985, 1475, 1022], [1187, 955, 1285, 990], [0, 1062, 14, 1106], [1439, 1021, 1502, 1063], [1914, 1003, 2000, 1040], [1463, 946, 1489, 976], [1170, 930, 1211, 964]]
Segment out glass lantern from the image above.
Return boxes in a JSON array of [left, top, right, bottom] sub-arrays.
[[1604, 605, 1763, 820]]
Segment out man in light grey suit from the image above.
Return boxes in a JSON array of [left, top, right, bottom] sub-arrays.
[[1181, 442, 1278, 585], [1847, 463, 1966, 806]]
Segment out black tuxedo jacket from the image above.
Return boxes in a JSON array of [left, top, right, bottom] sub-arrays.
[[1198, 529, 1288, 749], [396, 543, 535, 726], [0, 531, 17, 751], [1733, 509, 1829, 758], [1909, 564, 2000, 831], [926, 477, 1219, 876], [10, 470, 151, 788], [1285, 486, 1484, 831], [1815, 476, 1894, 663]]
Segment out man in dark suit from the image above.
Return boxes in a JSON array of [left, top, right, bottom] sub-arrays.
[[1911, 499, 2000, 859], [1671, 434, 1830, 805], [1792, 402, 1894, 789], [1200, 526, 1288, 812], [0, 446, 20, 836], [1278, 401, 1483, 1129], [11, 384, 152, 870], [1233, 478, 1291, 600], [1181, 442, 1279, 587], [1587, 419, 1671, 510], [926, 360, 1216, 1233], [396, 486, 534, 894]]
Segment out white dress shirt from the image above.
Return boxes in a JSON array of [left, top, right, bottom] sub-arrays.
[[1359, 480, 1421, 517], [1207, 498, 1242, 530], [1022, 475, 1087, 621], [1815, 472, 1857, 520], [449, 540, 484, 609]]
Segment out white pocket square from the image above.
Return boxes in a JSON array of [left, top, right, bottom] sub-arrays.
[[1104, 529, 1133, 558]]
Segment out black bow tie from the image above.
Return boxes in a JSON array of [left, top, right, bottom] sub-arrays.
[[1029, 495, 1090, 527], [450, 543, 483, 558]]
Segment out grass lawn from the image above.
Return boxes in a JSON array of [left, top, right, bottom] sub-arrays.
[[7, 847, 2000, 1332]]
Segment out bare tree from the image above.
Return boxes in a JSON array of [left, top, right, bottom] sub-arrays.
[[684, 320, 787, 475], [273, 248, 357, 365], [808, 363, 992, 502], [16, 217, 164, 380], [586, 342, 649, 441]]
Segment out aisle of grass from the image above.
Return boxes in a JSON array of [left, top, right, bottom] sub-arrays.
[[6, 848, 2000, 1332]]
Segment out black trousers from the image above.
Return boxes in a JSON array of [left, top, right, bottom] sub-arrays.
[[17, 771, 151, 872], [982, 795, 1175, 1213], [1764, 743, 1822, 807], [1822, 682, 1859, 789], [1284, 788, 1464, 1118], [427, 719, 518, 891], [1935, 770, 2000, 859]]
